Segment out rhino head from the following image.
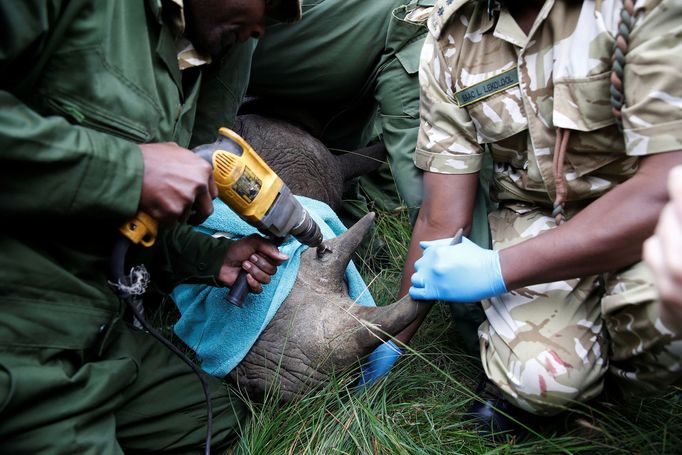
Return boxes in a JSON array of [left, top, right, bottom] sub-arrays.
[[229, 212, 428, 401]]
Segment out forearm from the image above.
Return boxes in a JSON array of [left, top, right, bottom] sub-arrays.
[[500, 151, 682, 290], [130, 224, 232, 292], [399, 171, 478, 296], [0, 91, 144, 221], [400, 221, 438, 297], [401, 214, 467, 296]]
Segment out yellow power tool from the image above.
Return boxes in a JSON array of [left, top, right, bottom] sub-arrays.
[[120, 127, 325, 307], [194, 127, 323, 246], [196, 127, 325, 306]]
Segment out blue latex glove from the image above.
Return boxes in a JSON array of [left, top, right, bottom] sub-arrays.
[[355, 340, 402, 391], [409, 236, 507, 302]]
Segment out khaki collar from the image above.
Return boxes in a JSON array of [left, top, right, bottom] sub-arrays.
[[428, 0, 471, 38], [493, 8, 526, 47], [429, 0, 557, 48], [163, 0, 212, 69], [494, 0, 555, 49]]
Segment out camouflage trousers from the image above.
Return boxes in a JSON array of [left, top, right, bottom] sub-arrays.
[[479, 205, 682, 416]]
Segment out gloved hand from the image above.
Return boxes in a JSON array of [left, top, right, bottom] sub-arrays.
[[409, 237, 507, 302], [355, 340, 402, 391]]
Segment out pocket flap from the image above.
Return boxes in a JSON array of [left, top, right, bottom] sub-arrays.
[[553, 71, 615, 132], [396, 39, 425, 75]]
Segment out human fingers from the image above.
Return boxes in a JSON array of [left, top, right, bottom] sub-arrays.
[[243, 257, 274, 283], [208, 173, 218, 200], [667, 166, 682, 197], [643, 235, 664, 276], [139, 142, 214, 225], [244, 272, 264, 294], [419, 237, 455, 249], [187, 187, 214, 225], [251, 237, 288, 263], [187, 157, 216, 224], [666, 166, 682, 227], [644, 235, 682, 306], [408, 285, 430, 301], [246, 253, 278, 276], [410, 272, 425, 288], [413, 256, 425, 273], [654, 204, 682, 280]]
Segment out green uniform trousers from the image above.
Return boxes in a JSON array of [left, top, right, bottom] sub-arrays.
[[0, 308, 247, 454], [249, 0, 433, 215], [479, 206, 682, 416]]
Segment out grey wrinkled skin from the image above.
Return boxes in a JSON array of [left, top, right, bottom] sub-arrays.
[[226, 116, 421, 401], [233, 114, 386, 212], [229, 212, 428, 401]]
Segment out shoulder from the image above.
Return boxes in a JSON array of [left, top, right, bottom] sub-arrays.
[[427, 0, 480, 38]]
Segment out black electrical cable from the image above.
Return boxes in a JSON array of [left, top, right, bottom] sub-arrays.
[[110, 237, 213, 455]]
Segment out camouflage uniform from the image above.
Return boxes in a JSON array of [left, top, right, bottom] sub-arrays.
[[417, 0, 682, 415]]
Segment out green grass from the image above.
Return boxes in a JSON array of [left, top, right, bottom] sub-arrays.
[[230, 208, 682, 455]]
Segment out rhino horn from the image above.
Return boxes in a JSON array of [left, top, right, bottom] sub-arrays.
[[297, 211, 376, 294], [297, 211, 429, 354]]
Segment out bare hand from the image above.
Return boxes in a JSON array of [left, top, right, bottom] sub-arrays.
[[138, 142, 218, 226], [218, 234, 289, 293], [644, 165, 682, 332]]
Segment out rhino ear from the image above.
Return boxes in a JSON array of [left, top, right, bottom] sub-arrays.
[[348, 294, 429, 352], [335, 143, 386, 182], [298, 212, 375, 292]]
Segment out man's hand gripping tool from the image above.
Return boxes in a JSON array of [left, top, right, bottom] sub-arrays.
[[193, 127, 326, 306]]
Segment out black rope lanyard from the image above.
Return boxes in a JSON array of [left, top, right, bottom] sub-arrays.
[[610, 0, 637, 132]]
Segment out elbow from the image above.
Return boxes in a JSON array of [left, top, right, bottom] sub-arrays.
[[414, 206, 473, 240]]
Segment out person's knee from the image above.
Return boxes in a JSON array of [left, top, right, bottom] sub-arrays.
[[209, 385, 251, 450], [500, 356, 605, 416]]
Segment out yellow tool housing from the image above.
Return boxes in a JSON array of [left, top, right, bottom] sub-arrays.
[[211, 127, 284, 225]]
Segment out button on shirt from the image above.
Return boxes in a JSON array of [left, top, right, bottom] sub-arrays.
[[416, 0, 682, 207]]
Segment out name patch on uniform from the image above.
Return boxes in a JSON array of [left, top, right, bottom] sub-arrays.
[[455, 68, 519, 107]]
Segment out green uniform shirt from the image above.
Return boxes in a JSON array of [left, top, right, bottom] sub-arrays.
[[0, 0, 232, 346]]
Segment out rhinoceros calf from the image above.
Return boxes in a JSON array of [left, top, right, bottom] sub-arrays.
[[229, 212, 428, 401], [223, 115, 428, 401]]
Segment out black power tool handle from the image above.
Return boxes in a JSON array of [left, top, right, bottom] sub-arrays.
[[224, 235, 285, 307], [225, 271, 249, 307]]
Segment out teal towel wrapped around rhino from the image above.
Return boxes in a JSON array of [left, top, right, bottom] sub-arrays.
[[171, 196, 375, 377]]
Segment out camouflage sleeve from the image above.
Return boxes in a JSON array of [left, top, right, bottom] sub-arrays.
[[622, 0, 682, 156], [414, 32, 483, 174]]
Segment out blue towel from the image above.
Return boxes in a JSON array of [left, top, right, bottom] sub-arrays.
[[172, 196, 375, 377]]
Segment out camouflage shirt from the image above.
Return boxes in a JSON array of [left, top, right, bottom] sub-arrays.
[[416, 0, 682, 206]]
